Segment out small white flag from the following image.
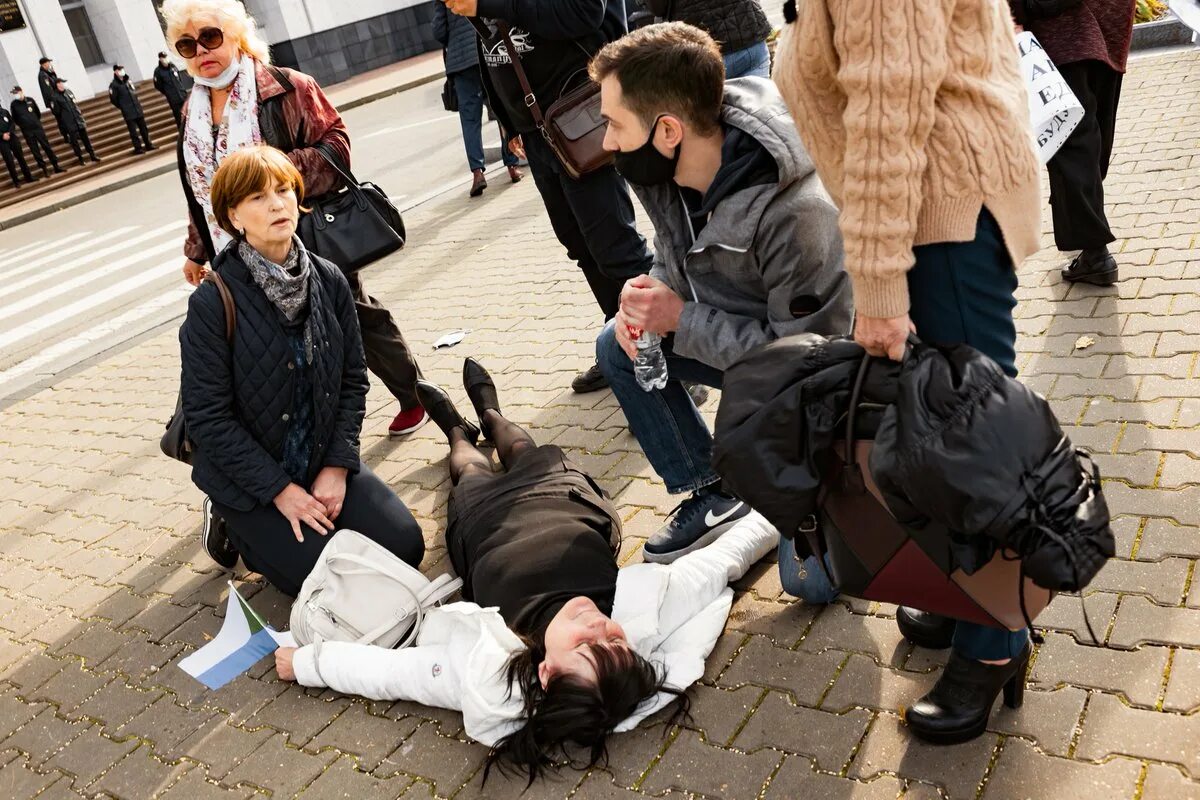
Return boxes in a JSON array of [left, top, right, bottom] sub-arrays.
[[178, 582, 293, 689]]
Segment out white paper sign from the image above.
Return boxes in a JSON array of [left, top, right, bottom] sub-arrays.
[[1017, 31, 1084, 164]]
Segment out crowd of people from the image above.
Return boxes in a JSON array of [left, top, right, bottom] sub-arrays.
[[0, 51, 192, 193], [159, 0, 1136, 786]]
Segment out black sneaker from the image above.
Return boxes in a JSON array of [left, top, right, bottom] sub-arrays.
[[571, 362, 609, 394], [643, 488, 751, 564], [202, 496, 239, 570]]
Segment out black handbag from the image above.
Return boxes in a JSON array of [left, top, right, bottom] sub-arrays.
[[297, 142, 406, 273], [442, 74, 458, 112], [161, 271, 235, 464]]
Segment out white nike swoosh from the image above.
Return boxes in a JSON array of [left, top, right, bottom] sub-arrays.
[[704, 502, 745, 529]]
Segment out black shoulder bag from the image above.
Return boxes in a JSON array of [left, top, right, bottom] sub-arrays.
[[161, 272, 235, 464], [297, 142, 407, 273]]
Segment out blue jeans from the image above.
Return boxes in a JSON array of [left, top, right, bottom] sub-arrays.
[[779, 538, 839, 604], [453, 68, 518, 172], [783, 211, 1028, 661], [723, 42, 771, 80], [596, 322, 723, 494]]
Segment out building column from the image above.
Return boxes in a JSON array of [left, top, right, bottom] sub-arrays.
[[82, 0, 167, 83], [0, 0, 89, 102]]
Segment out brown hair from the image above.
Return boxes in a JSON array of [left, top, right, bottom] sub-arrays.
[[589, 22, 725, 137], [211, 146, 304, 236]]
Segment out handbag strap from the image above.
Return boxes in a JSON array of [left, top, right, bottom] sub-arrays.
[[203, 271, 236, 343], [308, 141, 366, 192], [495, 22, 548, 130]]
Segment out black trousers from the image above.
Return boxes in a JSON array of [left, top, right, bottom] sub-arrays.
[[169, 103, 184, 130], [125, 116, 154, 151], [212, 461, 425, 597], [65, 130, 96, 163], [344, 270, 423, 409], [20, 127, 59, 172], [1047, 60, 1123, 252], [523, 133, 652, 320], [0, 138, 33, 186]]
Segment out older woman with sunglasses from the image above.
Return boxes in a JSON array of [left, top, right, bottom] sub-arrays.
[[161, 0, 429, 566]]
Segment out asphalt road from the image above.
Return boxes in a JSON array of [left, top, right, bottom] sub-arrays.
[[0, 77, 514, 405]]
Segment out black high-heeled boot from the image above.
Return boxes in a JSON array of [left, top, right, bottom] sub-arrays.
[[462, 358, 500, 438], [414, 381, 479, 444], [904, 640, 1031, 745]]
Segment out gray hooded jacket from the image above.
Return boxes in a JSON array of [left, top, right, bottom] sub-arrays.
[[636, 77, 852, 371]]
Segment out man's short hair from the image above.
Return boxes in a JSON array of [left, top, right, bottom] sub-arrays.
[[590, 22, 724, 137]]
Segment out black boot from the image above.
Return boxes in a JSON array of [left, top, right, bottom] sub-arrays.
[[463, 358, 500, 438], [1061, 247, 1118, 286], [904, 640, 1031, 745], [202, 496, 239, 570], [415, 380, 479, 444], [897, 607, 956, 649]]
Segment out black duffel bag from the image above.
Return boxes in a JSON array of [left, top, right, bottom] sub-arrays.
[[298, 142, 406, 273]]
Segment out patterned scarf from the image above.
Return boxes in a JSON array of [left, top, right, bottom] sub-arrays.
[[239, 236, 315, 364], [183, 55, 262, 254]]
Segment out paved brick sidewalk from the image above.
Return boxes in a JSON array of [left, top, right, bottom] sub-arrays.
[[1, 49, 1199, 800]]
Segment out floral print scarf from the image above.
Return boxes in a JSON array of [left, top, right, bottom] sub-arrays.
[[183, 55, 262, 254]]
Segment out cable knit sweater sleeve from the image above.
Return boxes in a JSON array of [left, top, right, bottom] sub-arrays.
[[828, 1, 951, 318]]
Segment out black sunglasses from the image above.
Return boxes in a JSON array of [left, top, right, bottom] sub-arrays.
[[175, 27, 224, 59]]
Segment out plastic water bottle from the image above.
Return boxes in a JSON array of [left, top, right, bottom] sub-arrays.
[[634, 330, 668, 391]]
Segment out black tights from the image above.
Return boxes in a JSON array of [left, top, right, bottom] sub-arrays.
[[448, 409, 536, 485]]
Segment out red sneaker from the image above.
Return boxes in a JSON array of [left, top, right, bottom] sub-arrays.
[[388, 406, 429, 436]]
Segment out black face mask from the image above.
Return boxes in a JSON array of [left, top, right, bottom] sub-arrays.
[[613, 116, 680, 187]]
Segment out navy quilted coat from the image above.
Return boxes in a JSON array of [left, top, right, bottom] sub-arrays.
[[179, 243, 368, 512], [432, 2, 481, 76]]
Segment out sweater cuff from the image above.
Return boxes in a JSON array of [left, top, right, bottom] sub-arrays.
[[292, 644, 325, 688], [850, 273, 911, 320]]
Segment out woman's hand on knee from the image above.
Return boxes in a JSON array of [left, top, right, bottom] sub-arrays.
[[273, 483, 335, 542], [275, 647, 296, 681], [311, 467, 348, 523]]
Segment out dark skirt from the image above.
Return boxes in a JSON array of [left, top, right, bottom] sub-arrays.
[[446, 445, 621, 613]]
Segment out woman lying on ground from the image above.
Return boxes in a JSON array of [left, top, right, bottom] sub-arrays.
[[179, 146, 424, 596], [274, 359, 778, 783]]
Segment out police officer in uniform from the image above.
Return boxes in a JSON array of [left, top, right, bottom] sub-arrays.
[[49, 77, 99, 166], [108, 65, 154, 154], [0, 106, 36, 190], [9, 86, 64, 177], [37, 57, 59, 108], [153, 52, 189, 129]]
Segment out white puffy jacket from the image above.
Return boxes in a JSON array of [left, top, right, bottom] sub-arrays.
[[291, 513, 779, 746]]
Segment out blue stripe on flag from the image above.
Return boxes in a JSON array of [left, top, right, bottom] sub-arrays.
[[193, 628, 279, 690]]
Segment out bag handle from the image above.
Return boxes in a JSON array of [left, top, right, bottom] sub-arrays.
[[203, 271, 236, 343], [319, 552, 428, 648], [304, 142, 369, 209]]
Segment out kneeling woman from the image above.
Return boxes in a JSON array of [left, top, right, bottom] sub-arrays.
[[274, 360, 777, 782], [179, 146, 424, 596]]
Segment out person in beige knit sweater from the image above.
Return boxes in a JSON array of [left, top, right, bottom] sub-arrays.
[[775, 0, 1043, 746]]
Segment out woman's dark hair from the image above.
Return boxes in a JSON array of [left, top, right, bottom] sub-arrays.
[[483, 634, 691, 786]]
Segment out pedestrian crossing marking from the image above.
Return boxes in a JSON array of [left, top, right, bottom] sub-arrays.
[[0, 225, 138, 281], [0, 224, 182, 304]]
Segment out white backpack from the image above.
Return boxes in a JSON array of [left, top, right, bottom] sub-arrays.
[[290, 529, 462, 648]]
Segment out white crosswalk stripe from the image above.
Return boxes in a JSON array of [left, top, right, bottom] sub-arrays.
[[0, 233, 180, 309], [0, 220, 196, 400], [0, 231, 93, 264], [0, 226, 140, 282]]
